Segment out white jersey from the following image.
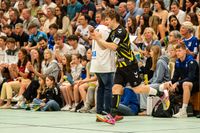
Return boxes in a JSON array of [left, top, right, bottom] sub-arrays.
[[90, 25, 116, 73]]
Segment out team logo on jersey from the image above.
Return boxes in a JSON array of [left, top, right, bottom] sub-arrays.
[[188, 42, 192, 47], [118, 28, 122, 33], [113, 37, 121, 44]]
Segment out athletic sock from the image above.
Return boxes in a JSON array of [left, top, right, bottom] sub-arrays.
[[182, 103, 188, 111], [112, 95, 121, 109]]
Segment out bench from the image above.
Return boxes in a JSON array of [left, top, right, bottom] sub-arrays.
[[190, 91, 200, 112]]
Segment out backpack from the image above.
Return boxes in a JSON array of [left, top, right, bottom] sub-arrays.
[[152, 94, 194, 118], [152, 99, 174, 118]]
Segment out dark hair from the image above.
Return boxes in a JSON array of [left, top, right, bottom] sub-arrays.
[[55, 6, 67, 29], [187, 13, 199, 26], [67, 35, 79, 41], [170, 1, 180, 7], [104, 9, 121, 23], [81, 55, 88, 62], [38, 36, 47, 42], [49, 23, 59, 30], [139, 14, 150, 34], [18, 48, 29, 68], [169, 15, 181, 31], [0, 36, 7, 41], [127, 16, 137, 35], [3, 24, 12, 29], [155, 0, 166, 10], [73, 53, 82, 60], [81, 14, 91, 24], [46, 75, 56, 87]]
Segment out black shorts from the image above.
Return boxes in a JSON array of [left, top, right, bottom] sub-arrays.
[[176, 81, 199, 94], [114, 63, 142, 87]]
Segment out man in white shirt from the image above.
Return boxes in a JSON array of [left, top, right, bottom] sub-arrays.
[[53, 33, 72, 62], [168, 2, 186, 24], [67, 35, 86, 56], [90, 11, 116, 115]]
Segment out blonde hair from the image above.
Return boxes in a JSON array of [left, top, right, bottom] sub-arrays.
[[143, 27, 158, 41]]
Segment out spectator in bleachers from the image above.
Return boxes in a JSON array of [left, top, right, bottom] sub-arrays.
[[126, 16, 137, 36], [15, 23, 29, 48], [67, 34, 86, 56], [27, 23, 48, 51], [138, 27, 161, 51], [153, 0, 168, 42], [8, 8, 23, 30], [22, 8, 40, 33], [1, 0, 10, 20], [118, 2, 127, 21], [185, 12, 199, 36], [162, 43, 199, 118], [76, 49, 97, 112], [75, 14, 93, 49], [62, 54, 82, 111], [53, 33, 72, 62], [43, 7, 57, 34], [135, 14, 150, 44], [67, 0, 82, 22], [20, 49, 59, 104], [17, 0, 27, 15], [48, 23, 58, 50], [124, 0, 143, 23], [142, 1, 153, 16], [168, 1, 186, 24], [36, 37, 48, 53], [41, 0, 57, 15], [59, 54, 73, 111], [94, 11, 102, 27], [2, 25, 18, 42], [168, 15, 181, 32], [80, 0, 96, 21], [0, 36, 7, 51], [185, 0, 198, 14], [0, 48, 30, 109], [32, 76, 62, 111], [39, 17, 47, 32], [55, 6, 73, 36], [29, 0, 40, 17], [181, 21, 199, 57]]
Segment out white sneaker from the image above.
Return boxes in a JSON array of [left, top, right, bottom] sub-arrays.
[[61, 105, 68, 111], [61, 105, 71, 111], [70, 107, 76, 112], [173, 108, 187, 118]]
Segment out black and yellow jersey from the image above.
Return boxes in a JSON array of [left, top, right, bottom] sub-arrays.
[[107, 25, 136, 68]]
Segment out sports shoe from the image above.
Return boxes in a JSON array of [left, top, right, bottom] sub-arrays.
[[0, 104, 11, 109], [11, 103, 20, 109], [114, 115, 123, 121], [77, 106, 90, 113], [96, 114, 116, 125], [88, 107, 96, 114], [70, 107, 76, 112], [160, 90, 170, 110], [173, 108, 187, 118]]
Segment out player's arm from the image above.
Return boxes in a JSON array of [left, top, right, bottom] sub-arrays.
[[91, 31, 118, 51]]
